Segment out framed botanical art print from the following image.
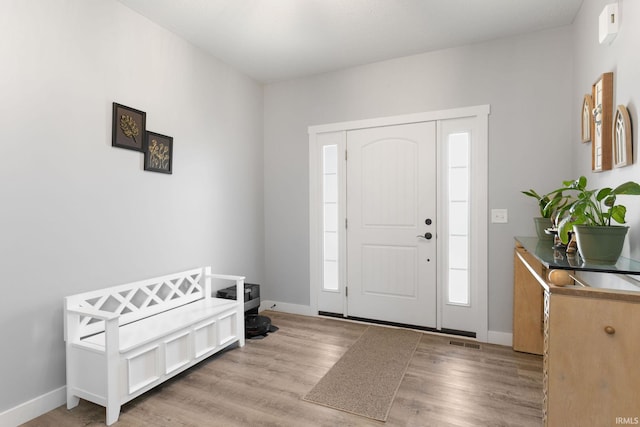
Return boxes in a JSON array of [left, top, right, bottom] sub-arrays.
[[613, 105, 632, 168], [144, 131, 173, 174], [591, 72, 613, 172], [581, 94, 593, 143], [112, 103, 146, 152]]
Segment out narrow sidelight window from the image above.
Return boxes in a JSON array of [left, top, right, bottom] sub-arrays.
[[322, 145, 339, 291], [446, 132, 470, 305]]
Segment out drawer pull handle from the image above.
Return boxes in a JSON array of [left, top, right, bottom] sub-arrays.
[[604, 326, 616, 335]]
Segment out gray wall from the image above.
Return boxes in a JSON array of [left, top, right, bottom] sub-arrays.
[[0, 1, 264, 412], [572, 0, 640, 258], [263, 27, 574, 334]]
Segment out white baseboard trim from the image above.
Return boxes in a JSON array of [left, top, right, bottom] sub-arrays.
[[487, 330, 513, 347], [259, 300, 314, 316], [0, 386, 66, 427]]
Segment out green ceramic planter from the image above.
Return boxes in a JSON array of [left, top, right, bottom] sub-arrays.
[[573, 225, 629, 264], [534, 217, 553, 240]]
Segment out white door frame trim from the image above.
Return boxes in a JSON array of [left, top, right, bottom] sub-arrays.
[[309, 105, 490, 341], [309, 105, 489, 134]]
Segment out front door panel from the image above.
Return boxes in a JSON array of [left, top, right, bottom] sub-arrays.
[[346, 122, 436, 327]]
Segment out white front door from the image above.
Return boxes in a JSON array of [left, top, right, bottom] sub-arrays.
[[346, 122, 437, 327], [309, 105, 489, 341]]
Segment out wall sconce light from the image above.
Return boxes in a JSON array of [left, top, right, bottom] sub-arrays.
[[599, 3, 619, 45]]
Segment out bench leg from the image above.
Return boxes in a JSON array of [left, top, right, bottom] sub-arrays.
[[106, 404, 121, 426], [66, 393, 80, 410]]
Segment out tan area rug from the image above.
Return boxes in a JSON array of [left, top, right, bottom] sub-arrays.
[[303, 326, 421, 421]]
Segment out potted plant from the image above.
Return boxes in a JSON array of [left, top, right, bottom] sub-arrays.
[[555, 176, 640, 263], [521, 188, 568, 240]]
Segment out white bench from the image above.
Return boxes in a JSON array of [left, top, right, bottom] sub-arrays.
[[64, 266, 245, 425]]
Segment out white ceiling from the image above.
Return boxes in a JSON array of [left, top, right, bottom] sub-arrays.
[[118, 0, 584, 83]]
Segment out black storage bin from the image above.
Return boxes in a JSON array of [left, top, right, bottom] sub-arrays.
[[217, 283, 260, 315], [216, 283, 275, 337]]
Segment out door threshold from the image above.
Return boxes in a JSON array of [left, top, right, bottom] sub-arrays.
[[318, 312, 476, 338]]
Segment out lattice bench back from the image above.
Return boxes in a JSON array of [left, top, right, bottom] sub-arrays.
[[66, 267, 208, 339]]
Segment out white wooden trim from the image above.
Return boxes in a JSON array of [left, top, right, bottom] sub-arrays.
[[308, 132, 321, 316], [473, 111, 490, 343], [0, 386, 66, 427], [308, 105, 490, 134]]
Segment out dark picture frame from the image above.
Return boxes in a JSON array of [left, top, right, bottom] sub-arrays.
[[144, 131, 173, 174], [112, 103, 146, 152]]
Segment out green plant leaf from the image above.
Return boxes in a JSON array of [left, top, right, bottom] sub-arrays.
[[602, 194, 616, 208], [521, 189, 541, 198], [614, 181, 640, 195], [596, 188, 613, 202], [577, 176, 587, 190], [557, 214, 574, 244], [610, 205, 627, 224]]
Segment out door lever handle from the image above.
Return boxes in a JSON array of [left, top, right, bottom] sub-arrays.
[[417, 232, 433, 240]]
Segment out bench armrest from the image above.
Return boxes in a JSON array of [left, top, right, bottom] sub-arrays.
[[66, 306, 119, 321], [205, 271, 245, 307], [65, 306, 120, 345], [207, 273, 246, 281]]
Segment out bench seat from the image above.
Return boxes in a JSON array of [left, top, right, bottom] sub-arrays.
[[81, 298, 238, 353]]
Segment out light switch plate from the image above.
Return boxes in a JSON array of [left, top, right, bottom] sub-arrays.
[[491, 209, 508, 223]]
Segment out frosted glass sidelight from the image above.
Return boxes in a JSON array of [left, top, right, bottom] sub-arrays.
[[448, 235, 468, 269], [323, 260, 338, 291], [446, 132, 470, 305], [448, 133, 469, 167], [448, 269, 469, 305], [323, 232, 338, 260], [323, 144, 338, 173], [448, 168, 469, 201], [324, 203, 338, 232], [323, 174, 338, 203], [323, 145, 339, 291], [448, 201, 468, 235]]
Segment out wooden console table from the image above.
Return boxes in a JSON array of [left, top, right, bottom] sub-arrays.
[[513, 237, 640, 426]]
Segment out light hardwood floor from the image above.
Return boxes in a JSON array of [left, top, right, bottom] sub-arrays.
[[23, 311, 542, 427]]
